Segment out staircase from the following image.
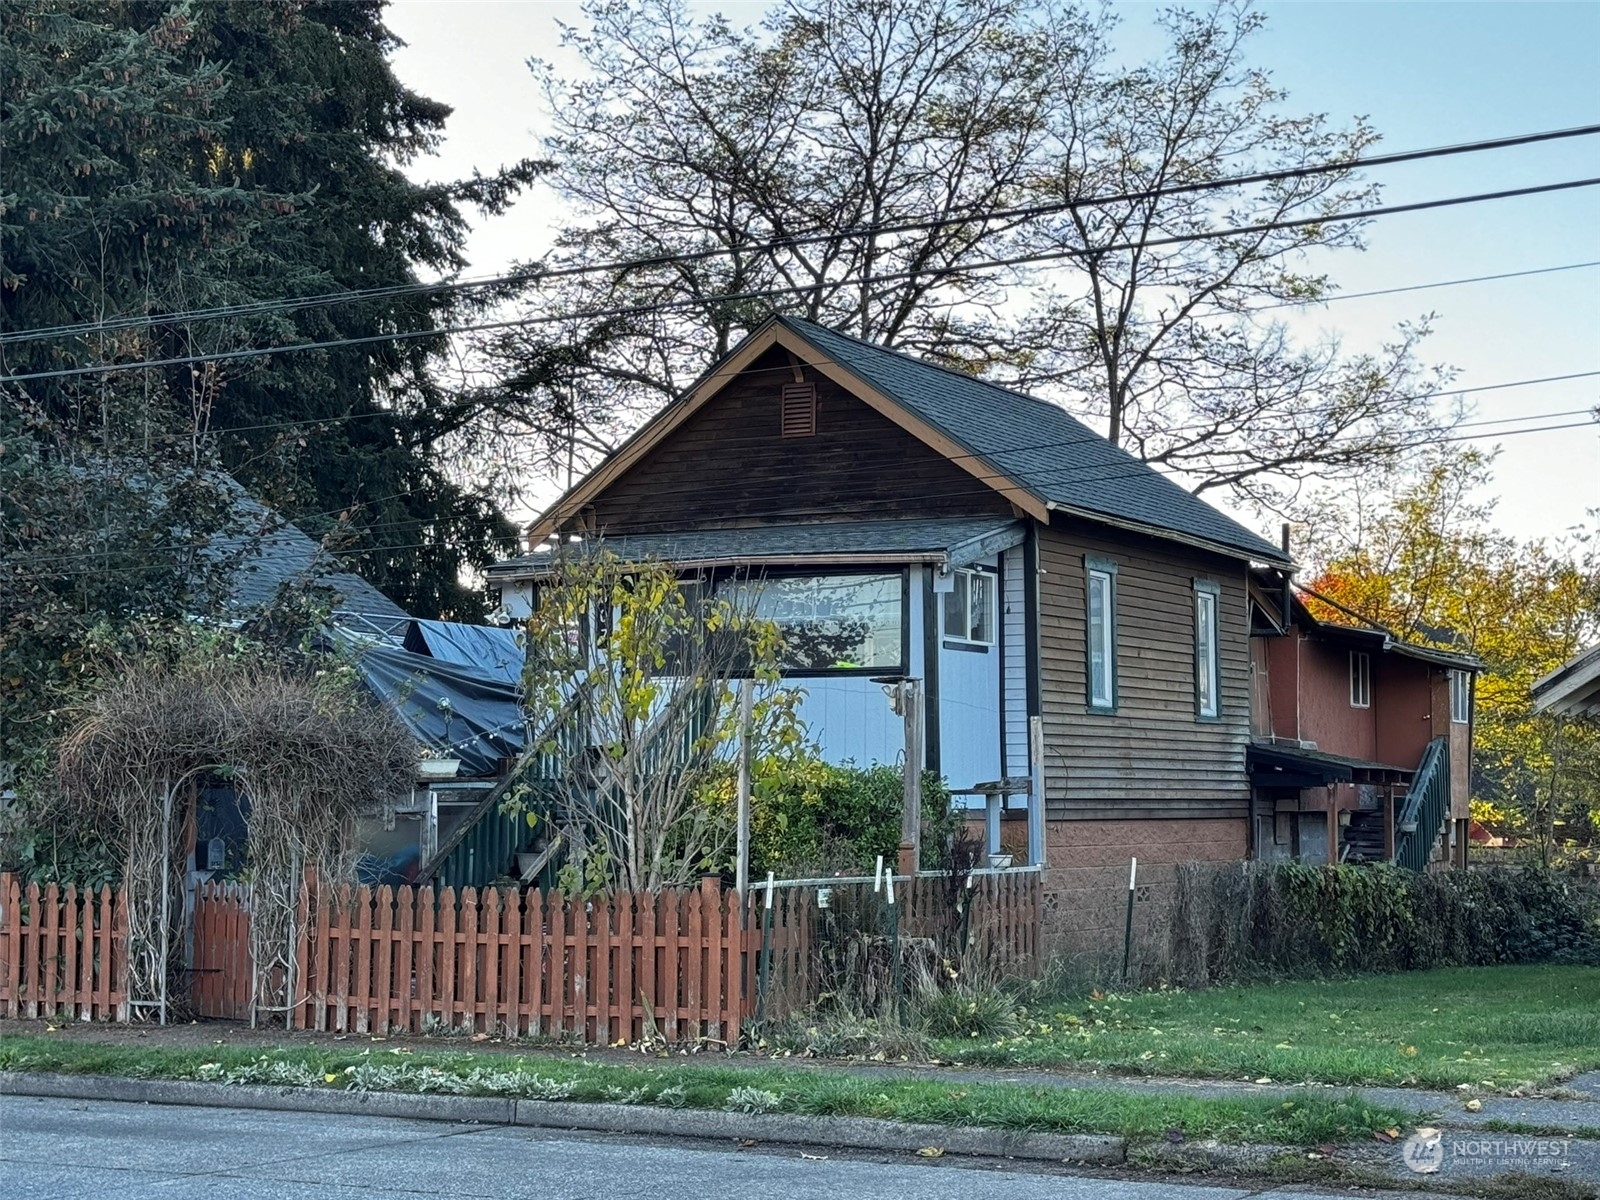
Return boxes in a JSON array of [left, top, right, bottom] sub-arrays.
[[1339, 736, 1451, 870]]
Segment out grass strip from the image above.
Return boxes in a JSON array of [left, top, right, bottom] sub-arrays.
[[932, 965, 1600, 1090], [0, 1034, 1411, 1147]]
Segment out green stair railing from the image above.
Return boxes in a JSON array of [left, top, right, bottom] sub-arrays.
[[1394, 735, 1450, 872], [420, 683, 590, 889]]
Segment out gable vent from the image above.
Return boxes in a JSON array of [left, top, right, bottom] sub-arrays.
[[780, 381, 817, 438]]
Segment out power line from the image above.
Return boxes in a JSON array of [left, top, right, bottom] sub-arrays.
[[1250, 259, 1600, 311], [12, 407, 1594, 580], [5, 174, 1599, 387], [7, 121, 1600, 349]]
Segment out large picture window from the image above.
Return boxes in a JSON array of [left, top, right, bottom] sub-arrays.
[[1086, 558, 1117, 710], [728, 572, 904, 672]]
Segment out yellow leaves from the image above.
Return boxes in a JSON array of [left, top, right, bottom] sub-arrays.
[[916, 1146, 944, 1158], [1464, 1098, 1483, 1112], [1399, 1045, 1418, 1057], [324, 1073, 338, 1083]]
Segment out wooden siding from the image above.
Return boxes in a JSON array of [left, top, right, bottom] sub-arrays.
[[586, 347, 1015, 533], [1037, 520, 1251, 820]]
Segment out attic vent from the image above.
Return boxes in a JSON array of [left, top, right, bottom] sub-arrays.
[[781, 382, 817, 438]]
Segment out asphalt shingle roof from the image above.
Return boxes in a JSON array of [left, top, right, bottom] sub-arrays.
[[778, 316, 1290, 565], [490, 516, 1022, 577]]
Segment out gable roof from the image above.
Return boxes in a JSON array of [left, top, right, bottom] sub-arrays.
[[1533, 644, 1600, 717], [525, 316, 1291, 566]]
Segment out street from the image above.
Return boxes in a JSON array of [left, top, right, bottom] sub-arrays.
[[1, 1094, 1426, 1200]]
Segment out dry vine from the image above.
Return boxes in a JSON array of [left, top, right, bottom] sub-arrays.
[[56, 657, 413, 1024]]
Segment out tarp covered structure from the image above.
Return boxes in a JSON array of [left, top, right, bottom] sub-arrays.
[[348, 638, 526, 777], [404, 620, 523, 687]]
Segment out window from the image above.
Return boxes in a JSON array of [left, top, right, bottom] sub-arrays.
[[1194, 581, 1221, 719], [780, 382, 817, 438], [942, 569, 996, 646], [1350, 651, 1371, 708], [1086, 558, 1117, 710], [726, 572, 902, 671], [1450, 669, 1471, 724]]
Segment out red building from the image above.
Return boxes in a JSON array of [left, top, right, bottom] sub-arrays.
[[1247, 581, 1479, 868]]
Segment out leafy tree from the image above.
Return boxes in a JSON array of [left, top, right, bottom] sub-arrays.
[[519, 552, 802, 892], [2, 1, 543, 620], [1301, 449, 1600, 861], [477, 0, 1450, 508]]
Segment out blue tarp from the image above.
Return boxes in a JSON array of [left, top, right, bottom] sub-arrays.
[[348, 639, 526, 778], [404, 619, 523, 687]]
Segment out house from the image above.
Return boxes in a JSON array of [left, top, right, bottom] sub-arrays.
[[485, 315, 1304, 954], [1246, 582, 1480, 869], [1532, 645, 1600, 719]]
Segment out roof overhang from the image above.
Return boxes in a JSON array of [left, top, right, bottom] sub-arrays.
[[1047, 500, 1295, 570], [1532, 645, 1600, 718], [489, 518, 1025, 583], [522, 320, 1050, 545], [1247, 741, 1415, 789]]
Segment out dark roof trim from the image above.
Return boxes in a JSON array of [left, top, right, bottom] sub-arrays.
[[1248, 741, 1415, 786]]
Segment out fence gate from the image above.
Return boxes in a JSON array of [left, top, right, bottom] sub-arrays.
[[191, 880, 254, 1020]]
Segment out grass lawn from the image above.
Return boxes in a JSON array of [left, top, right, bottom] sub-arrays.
[[0, 1034, 1409, 1148], [935, 964, 1600, 1091]]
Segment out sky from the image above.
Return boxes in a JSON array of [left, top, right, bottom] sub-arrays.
[[384, 0, 1600, 545]]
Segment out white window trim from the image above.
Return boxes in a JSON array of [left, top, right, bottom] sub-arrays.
[[1194, 581, 1221, 719], [942, 567, 997, 647], [1450, 669, 1471, 724], [1086, 559, 1117, 710], [1350, 650, 1371, 709]]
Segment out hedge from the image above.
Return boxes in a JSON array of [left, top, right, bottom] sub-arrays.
[[1166, 861, 1600, 986]]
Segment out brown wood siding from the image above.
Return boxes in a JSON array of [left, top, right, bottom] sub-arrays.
[[1037, 520, 1252, 820], [586, 347, 1015, 533]]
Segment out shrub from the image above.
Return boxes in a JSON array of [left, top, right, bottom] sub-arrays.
[[750, 759, 957, 876], [1168, 861, 1600, 986]]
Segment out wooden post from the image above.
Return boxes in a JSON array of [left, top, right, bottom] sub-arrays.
[[1383, 787, 1397, 862], [899, 679, 923, 876], [735, 678, 754, 915], [1028, 715, 1046, 867]]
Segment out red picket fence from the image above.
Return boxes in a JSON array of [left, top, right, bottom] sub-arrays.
[[2, 868, 1042, 1039], [0, 874, 126, 1021], [294, 876, 748, 1043]]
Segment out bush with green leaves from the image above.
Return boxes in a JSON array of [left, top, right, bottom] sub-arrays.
[[748, 759, 957, 876], [1169, 861, 1600, 985]]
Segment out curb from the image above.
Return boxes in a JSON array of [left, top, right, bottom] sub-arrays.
[[0, 1072, 1125, 1166]]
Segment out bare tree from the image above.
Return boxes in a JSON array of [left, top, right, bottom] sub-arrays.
[[472, 0, 1452, 512]]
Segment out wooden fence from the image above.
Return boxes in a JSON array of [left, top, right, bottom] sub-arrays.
[[295, 876, 747, 1043], [0, 875, 126, 1021], [1, 868, 1041, 1040]]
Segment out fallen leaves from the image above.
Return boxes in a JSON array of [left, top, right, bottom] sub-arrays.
[[916, 1146, 944, 1158]]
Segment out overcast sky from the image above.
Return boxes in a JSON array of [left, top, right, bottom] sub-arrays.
[[384, 0, 1600, 545]]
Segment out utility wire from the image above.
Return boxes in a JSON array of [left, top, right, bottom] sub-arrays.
[[5, 174, 1598, 387], [11, 409, 1594, 580], [7, 121, 1600, 349]]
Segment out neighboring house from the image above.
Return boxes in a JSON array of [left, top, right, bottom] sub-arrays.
[[1246, 584, 1480, 870], [1532, 645, 1600, 719], [485, 315, 1306, 953]]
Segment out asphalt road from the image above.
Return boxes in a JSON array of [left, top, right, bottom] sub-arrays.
[[0, 1094, 1452, 1200]]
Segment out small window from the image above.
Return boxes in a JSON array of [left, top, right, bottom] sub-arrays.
[[942, 569, 996, 646], [1350, 651, 1371, 708], [780, 382, 817, 438], [1450, 669, 1471, 724], [1194, 581, 1220, 719], [1086, 558, 1117, 710]]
